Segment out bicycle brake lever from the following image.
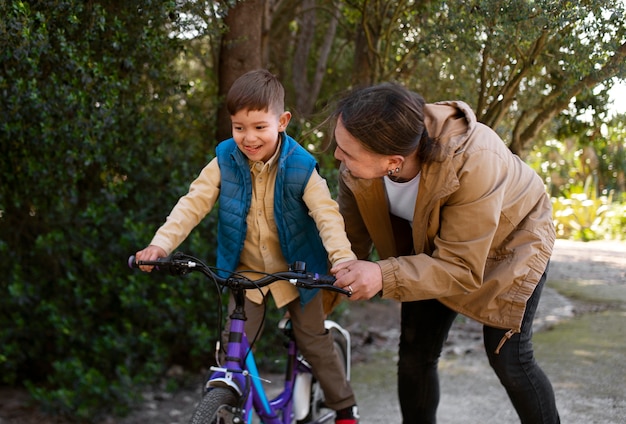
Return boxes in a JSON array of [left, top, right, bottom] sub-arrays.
[[293, 281, 352, 297], [325, 285, 352, 297], [162, 259, 194, 276]]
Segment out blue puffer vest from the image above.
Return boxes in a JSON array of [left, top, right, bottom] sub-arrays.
[[215, 134, 328, 305]]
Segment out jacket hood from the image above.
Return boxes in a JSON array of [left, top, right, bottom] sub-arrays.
[[425, 100, 477, 156]]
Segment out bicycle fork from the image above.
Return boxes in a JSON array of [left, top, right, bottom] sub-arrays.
[[207, 288, 289, 423]]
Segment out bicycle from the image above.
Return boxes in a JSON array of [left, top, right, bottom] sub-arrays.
[[129, 251, 352, 424]]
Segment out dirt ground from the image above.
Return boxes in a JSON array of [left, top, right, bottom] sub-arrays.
[[1, 239, 625, 423], [344, 239, 626, 423]]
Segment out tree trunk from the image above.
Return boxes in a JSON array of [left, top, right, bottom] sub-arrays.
[[351, 5, 376, 86], [216, 0, 265, 141], [292, 0, 339, 116]]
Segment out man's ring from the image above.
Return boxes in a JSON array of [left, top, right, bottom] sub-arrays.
[[348, 285, 353, 295]]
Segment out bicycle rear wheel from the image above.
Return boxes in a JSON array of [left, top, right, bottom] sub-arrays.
[[297, 328, 348, 424], [189, 387, 239, 424]]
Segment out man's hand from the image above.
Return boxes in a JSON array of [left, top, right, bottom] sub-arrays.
[[331, 260, 383, 300]]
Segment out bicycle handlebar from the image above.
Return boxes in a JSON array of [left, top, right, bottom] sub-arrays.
[[128, 251, 351, 297]]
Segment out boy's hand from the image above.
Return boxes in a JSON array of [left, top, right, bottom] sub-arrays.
[[134, 245, 167, 272]]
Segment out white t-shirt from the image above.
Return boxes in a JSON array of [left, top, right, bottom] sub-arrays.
[[383, 173, 420, 226]]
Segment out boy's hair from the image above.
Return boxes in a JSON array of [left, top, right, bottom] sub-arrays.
[[226, 69, 285, 116]]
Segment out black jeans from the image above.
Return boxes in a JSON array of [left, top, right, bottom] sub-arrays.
[[397, 269, 560, 423]]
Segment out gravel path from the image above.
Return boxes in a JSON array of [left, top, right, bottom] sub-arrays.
[[348, 239, 626, 423]]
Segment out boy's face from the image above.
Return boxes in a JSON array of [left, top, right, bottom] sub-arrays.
[[231, 108, 291, 163]]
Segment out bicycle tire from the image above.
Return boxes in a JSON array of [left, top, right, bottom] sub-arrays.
[[189, 387, 239, 424], [297, 328, 348, 424]]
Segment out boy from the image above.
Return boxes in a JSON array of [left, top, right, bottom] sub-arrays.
[[135, 69, 359, 424]]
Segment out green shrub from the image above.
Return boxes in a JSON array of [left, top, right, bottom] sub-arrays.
[[0, 1, 221, 420], [597, 201, 626, 241], [551, 179, 626, 241], [552, 194, 610, 241]]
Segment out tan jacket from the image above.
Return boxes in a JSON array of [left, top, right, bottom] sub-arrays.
[[338, 101, 555, 336]]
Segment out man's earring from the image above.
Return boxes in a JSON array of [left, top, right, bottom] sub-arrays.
[[387, 167, 400, 177]]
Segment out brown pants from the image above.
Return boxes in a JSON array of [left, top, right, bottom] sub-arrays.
[[226, 291, 356, 410]]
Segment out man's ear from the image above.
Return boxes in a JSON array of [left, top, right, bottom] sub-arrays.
[[387, 155, 405, 170]]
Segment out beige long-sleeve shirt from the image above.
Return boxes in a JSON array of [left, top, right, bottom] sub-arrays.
[[151, 143, 355, 308]]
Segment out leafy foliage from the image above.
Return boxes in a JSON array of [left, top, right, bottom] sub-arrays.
[[0, 0, 221, 419], [552, 191, 626, 242], [529, 111, 626, 242], [352, 2, 624, 152], [552, 179, 611, 241]]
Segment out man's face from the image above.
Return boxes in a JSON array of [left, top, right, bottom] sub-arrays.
[[334, 118, 389, 179]]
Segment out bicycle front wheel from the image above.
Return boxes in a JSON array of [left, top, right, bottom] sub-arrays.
[[189, 387, 239, 424]]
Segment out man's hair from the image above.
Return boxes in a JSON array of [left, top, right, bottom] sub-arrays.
[[226, 69, 285, 115], [331, 82, 443, 164]]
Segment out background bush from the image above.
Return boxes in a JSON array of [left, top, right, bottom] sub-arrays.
[[0, 1, 222, 419]]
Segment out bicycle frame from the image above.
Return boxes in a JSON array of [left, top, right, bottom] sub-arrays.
[[208, 287, 335, 424]]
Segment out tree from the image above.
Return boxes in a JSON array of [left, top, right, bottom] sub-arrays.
[[216, 0, 265, 140], [283, 0, 625, 158], [289, 0, 341, 115], [344, 0, 430, 86], [354, 0, 626, 157], [222, 0, 626, 193]]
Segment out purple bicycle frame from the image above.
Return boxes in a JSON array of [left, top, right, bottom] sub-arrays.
[[207, 312, 305, 423]]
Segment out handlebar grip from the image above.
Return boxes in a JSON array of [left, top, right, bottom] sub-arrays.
[[128, 255, 163, 271], [314, 273, 336, 285], [128, 254, 194, 275]]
